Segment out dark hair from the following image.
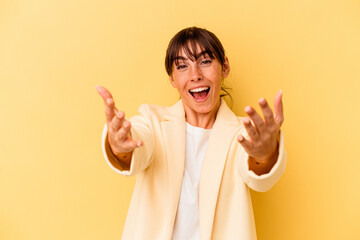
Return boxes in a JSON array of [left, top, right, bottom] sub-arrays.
[[164, 26, 232, 99]]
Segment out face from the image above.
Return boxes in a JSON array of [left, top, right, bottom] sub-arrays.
[[170, 45, 230, 116]]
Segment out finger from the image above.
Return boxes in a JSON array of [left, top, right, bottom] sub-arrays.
[[274, 90, 284, 125], [105, 98, 116, 123], [110, 111, 125, 132], [258, 98, 276, 128], [237, 134, 253, 151], [95, 85, 113, 104], [136, 140, 143, 147], [116, 120, 131, 140], [125, 139, 143, 151], [244, 106, 267, 135], [95, 85, 117, 122], [242, 117, 260, 141]]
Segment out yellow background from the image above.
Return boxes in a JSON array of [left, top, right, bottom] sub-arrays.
[[1, 0, 359, 239]]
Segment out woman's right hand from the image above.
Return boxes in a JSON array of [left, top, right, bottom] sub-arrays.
[[95, 85, 143, 160]]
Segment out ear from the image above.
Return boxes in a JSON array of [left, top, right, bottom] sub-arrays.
[[221, 56, 230, 78], [169, 76, 176, 88]]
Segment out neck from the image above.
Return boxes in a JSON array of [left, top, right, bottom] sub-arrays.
[[184, 99, 221, 129]]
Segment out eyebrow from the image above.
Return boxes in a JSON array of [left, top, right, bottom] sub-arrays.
[[174, 50, 211, 62], [174, 56, 188, 61]]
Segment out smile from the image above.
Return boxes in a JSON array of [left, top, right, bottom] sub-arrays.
[[189, 86, 210, 101]]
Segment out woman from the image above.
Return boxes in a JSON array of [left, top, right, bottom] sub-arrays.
[[96, 27, 286, 240]]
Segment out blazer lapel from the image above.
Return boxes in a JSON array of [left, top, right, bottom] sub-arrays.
[[199, 99, 241, 239], [160, 100, 186, 237], [160, 99, 241, 239]]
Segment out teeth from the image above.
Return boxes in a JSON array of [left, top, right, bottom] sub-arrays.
[[189, 87, 209, 93]]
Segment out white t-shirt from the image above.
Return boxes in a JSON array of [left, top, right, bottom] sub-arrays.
[[172, 123, 211, 240]]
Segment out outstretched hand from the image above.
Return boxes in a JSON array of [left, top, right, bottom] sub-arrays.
[[95, 85, 143, 158], [237, 90, 284, 162]]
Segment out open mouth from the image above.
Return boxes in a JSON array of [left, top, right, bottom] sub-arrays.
[[189, 87, 210, 101]]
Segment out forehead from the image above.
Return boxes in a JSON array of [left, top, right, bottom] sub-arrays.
[[178, 43, 202, 55], [174, 43, 214, 62], [177, 49, 210, 59]]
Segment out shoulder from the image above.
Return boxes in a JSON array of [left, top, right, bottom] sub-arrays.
[[137, 104, 171, 118], [136, 100, 184, 122], [138, 103, 171, 114]]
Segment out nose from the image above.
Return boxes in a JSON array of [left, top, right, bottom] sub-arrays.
[[190, 65, 203, 81]]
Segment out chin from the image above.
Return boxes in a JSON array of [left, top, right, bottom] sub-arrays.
[[191, 100, 220, 114]]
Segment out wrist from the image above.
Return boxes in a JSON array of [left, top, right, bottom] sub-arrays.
[[107, 137, 133, 167], [249, 142, 279, 176], [114, 152, 133, 164]]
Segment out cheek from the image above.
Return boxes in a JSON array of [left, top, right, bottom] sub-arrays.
[[211, 72, 222, 87], [215, 83, 222, 93], [171, 79, 187, 94], [213, 79, 223, 95]]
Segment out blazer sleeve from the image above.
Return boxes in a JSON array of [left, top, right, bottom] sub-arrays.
[[237, 130, 287, 192], [101, 104, 156, 176]]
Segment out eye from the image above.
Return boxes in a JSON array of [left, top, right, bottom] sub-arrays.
[[201, 60, 212, 65], [176, 64, 187, 70]]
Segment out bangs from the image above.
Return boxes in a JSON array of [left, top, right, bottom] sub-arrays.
[[172, 38, 216, 67], [165, 27, 225, 75]]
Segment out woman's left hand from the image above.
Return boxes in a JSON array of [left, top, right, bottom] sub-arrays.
[[237, 90, 284, 162]]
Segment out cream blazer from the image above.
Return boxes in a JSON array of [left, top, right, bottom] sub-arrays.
[[101, 99, 287, 240]]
